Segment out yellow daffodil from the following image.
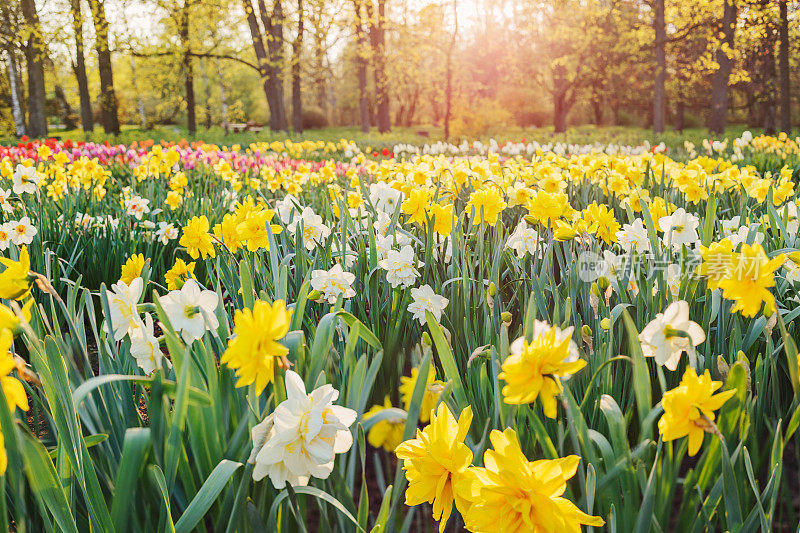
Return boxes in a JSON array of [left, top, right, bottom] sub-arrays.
[[179, 216, 216, 260], [459, 428, 605, 532], [120, 254, 146, 285], [0, 247, 34, 301], [718, 243, 785, 318], [658, 367, 736, 456], [363, 396, 405, 451], [398, 366, 445, 423], [165, 258, 195, 290], [220, 299, 292, 393], [499, 323, 585, 418], [395, 405, 473, 533], [467, 188, 506, 226]]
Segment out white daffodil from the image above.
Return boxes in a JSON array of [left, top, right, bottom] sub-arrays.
[[287, 207, 331, 250], [155, 222, 179, 245], [616, 218, 651, 254], [369, 181, 403, 214], [665, 263, 681, 298], [9, 217, 37, 246], [158, 279, 219, 344], [720, 216, 741, 239], [407, 284, 448, 325], [125, 196, 151, 220], [785, 202, 799, 240], [378, 245, 419, 288], [639, 300, 705, 371], [276, 194, 301, 224], [431, 234, 452, 264], [659, 208, 699, 250], [12, 164, 40, 195], [250, 370, 356, 489], [506, 221, 541, 259], [105, 278, 144, 341], [0, 223, 11, 251], [311, 263, 356, 304], [373, 211, 392, 236], [0, 188, 13, 214], [129, 313, 170, 374], [724, 224, 765, 249]]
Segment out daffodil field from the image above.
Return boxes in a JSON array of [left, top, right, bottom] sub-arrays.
[[0, 131, 799, 532]]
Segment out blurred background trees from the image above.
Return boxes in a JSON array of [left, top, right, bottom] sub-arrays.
[[0, 0, 797, 138]]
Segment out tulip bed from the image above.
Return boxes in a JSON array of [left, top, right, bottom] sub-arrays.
[[0, 132, 798, 532]]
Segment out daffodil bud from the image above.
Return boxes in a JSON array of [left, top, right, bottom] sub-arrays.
[[488, 282, 497, 297], [597, 276, 610, 291], [308, 289, 322, 301], [523, 214, 537, 225], [501, 311, 512, 324], [591, 282, 601, 297], [422, 332, 432, 346], [600, 318, 611, 330], [582, 325, 592, 336], [789, 251, 800, 264]]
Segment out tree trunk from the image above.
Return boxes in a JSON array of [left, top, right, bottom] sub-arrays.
[[763, 18, 777, 136], [554, 96, 567, 133], [5, 50, 26, 136], [70, 0, 93, 134], [292, 0, 303, 132], [313, 33, 328, 123], [552, 65, 569, 133], [353, 0, 370, 132], [709, 0, 735, 135], [369, 0, 390, 132], [778, 0, 791, 132], [259, 0, 288, 131], [215, 57, 229, 132], [202, 62, 212, 129], [243, 0, 285, 131], [54, 85, 77, 129], [653, 0, 666, 133], [21, 0, 47, 138], [87, 0, 120, 135], [674, 99, 685, 132], [180, 0, 196, 135], [444, 0, 456, 140], [591, 94, 603, 125]]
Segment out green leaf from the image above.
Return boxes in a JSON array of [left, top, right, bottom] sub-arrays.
[[19, 429, 79, 533], [72, 374, 212, 407], [266, 485, 365, 531], [111, 428, 152, 533], [48, 433, 108, 458], [426, 311, 468, 407], [174, 460, 242, 533], [370, 485, 394, 533], [148, 464, 176, 533], [720, 438, 743, 531], [621, 310, 652, 425]]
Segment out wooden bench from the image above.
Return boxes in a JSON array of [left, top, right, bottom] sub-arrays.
[[225, 121, 265, 134]]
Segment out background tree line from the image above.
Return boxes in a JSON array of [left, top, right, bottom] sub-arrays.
[[0, 0, 797, 139]]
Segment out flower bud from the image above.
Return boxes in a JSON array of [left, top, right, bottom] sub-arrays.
[[591, 282, 601, 297], [488, 282, 497, 297], [308, 289, 322, 301], [422, 332, 432, 346], [600, 318, 611, 330], [501, 311, 512, 324], [582, 325, 592, 336], [597, 276, 610, 291]]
